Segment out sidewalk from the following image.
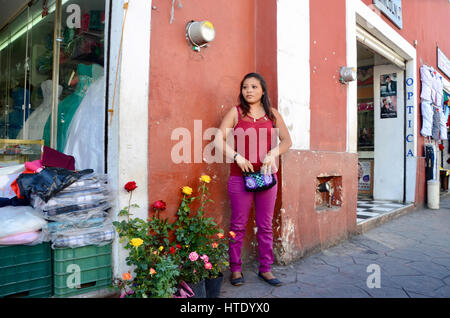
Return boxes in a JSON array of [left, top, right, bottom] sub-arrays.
[[219, 195, 450, 298]]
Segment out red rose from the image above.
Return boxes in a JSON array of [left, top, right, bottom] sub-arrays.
[[152, 200, 166, 211], [176, 244, 181, 249], [169, 246, 176, 254], [124, 181, 137, 192]]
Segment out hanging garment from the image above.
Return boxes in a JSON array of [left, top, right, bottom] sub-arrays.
[[425, 144, 435, 181], [439, 104, 448, 140], [433, 71, 444, 108], [64, 76, 105, 174], [43, 63, 104, 152], [432, 107, 441, 140], [420, 65, 435, 102], [17, 80, 63, 140], [420, 66, 434, 137], [421, 100, 433, 137], [420, 65, 447, 140]]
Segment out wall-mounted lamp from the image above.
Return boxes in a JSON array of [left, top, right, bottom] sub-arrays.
[[186, 20, 216, 51], [339, 66, 357, 84]]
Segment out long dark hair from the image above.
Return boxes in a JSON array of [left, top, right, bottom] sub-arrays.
[[238, 72, 276, 125]]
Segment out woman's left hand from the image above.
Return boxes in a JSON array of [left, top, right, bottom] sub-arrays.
[[261, 153, 277, 175]]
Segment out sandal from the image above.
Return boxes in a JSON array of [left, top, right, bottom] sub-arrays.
[[258, 272, 283, 287], [230, 272, 245, 286]]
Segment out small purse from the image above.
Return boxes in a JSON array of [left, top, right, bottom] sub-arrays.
[[242, 171, 276, 192]]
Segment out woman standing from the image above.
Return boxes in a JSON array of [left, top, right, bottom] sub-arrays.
[[215, 73, 292, 287]]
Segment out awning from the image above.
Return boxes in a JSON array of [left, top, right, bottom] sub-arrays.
[[356, 24, 406, 70]]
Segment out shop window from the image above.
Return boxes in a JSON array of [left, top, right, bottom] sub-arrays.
[[0, 0, 105, 169], [47, 0, 105, 153]]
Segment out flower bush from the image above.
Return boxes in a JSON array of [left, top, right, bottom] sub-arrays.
[[113, 183, 179, 298], [112, 175, 229, 297], [172, 175, 229, 284]]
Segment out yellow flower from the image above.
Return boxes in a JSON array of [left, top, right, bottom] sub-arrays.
[[159, 246, 164, 252], [200, 175, 211, 183], [182, 186, 193, 195], [130, 238, 143, 247]]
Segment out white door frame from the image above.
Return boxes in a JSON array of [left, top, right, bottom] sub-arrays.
[[107, 0, 151, 279], [346, 0, 417, 203]]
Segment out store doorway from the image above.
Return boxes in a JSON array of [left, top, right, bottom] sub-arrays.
[[356, 40, 408, 223]]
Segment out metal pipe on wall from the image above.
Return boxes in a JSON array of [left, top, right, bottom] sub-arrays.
[[50, 0, 62, 149]]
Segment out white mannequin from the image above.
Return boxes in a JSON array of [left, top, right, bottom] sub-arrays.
[[17, 80, 63, 140]]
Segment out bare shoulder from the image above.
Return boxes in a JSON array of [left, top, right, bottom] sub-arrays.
[[270, 107, 280, 115], [221, 105, 239, 128], [270, 107, 283, 119]]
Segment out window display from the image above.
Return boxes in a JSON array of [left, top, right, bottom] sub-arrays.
[[0, 0, 105, 170]]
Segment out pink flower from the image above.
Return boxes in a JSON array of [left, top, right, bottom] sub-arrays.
[[189, 252, 199, 262], [200, 254, 209, 263], [204, 262, 212, 270]]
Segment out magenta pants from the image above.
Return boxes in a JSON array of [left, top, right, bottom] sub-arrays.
[[227, 175, 278, 274]]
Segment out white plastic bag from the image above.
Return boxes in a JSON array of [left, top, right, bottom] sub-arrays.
[[0, 206, 47, 238], [0, 164, 25, 198]]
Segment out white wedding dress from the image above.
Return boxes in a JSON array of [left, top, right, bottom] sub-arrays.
[[17, 80, 62, 140], [64, 76, 105, 174]]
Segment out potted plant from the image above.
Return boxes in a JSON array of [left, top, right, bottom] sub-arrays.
[[112, 176, 229, 298], [172, 175, 229, 298], [204, 230, 230, 298]]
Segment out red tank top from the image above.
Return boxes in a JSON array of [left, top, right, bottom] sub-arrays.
[[230, 105, 275, 176]]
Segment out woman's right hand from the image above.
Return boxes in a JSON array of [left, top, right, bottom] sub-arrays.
[[235, 154, 254, 173]]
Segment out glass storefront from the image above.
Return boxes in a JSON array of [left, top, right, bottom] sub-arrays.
[[0, 0, 105, 167]]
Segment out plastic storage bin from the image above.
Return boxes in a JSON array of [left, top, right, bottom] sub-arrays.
[[52, 243, 112, 297], [0, 243, 52, 298]]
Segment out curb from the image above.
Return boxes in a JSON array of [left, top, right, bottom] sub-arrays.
[[355, 203, 415, 235], [356, 191, 450, 235]]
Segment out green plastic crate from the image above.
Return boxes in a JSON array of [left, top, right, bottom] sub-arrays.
[[52, 243, 112, 298], [0, 243, 52, 298]]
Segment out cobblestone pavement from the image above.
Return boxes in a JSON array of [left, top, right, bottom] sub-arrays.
[[219, 196, 450, 298]]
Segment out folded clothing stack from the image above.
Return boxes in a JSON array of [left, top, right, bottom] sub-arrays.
[[0, 206, 47, 245], [32, 172, 115, 249]]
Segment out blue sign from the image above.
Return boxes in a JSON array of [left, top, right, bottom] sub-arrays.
[[373, 0, 403, 29]]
